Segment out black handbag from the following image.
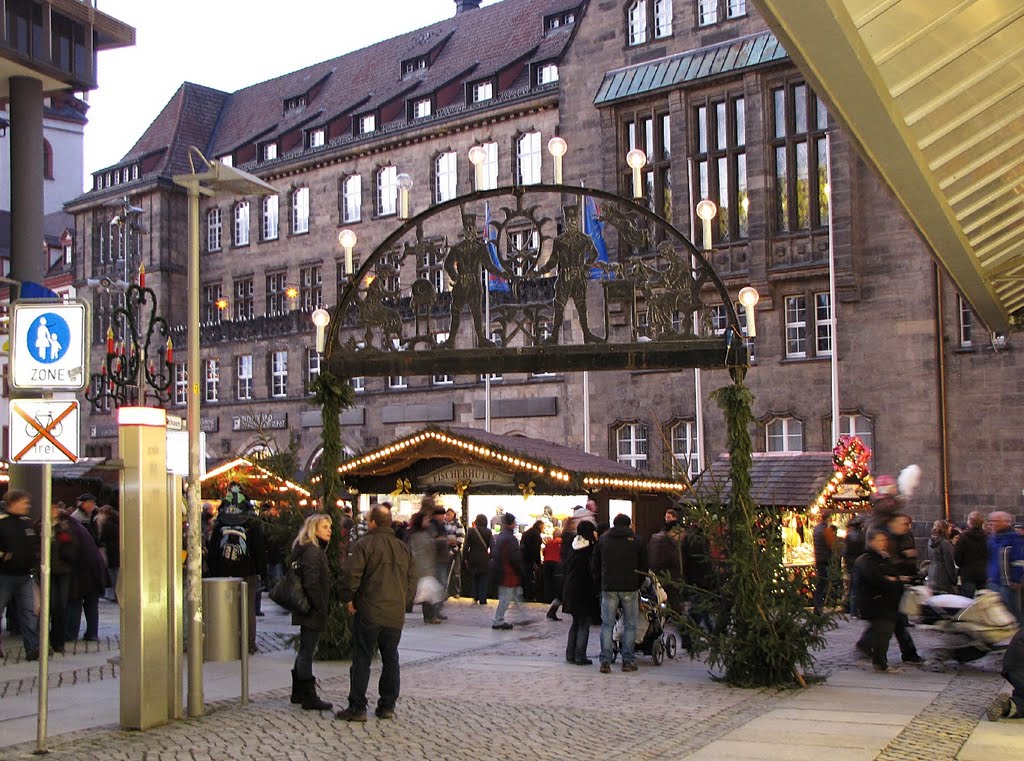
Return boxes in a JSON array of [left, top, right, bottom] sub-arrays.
[[269, 560, 310, 615]]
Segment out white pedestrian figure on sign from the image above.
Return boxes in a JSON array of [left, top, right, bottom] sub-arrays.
[[48, 330, 61, 360], [35, 317, 52, 360]]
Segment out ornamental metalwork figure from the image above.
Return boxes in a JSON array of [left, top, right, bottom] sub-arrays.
[[443, 212, 500, 349], [535, 205, 604, 344]]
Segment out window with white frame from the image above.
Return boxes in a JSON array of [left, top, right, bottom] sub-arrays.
[[263, 143, 278, 162], [202, 283, 223, 324], [616, 423, 649, 470], [207, 208, 222, 252], [174, 362, 188, 406], [300, 265, 322, 310], [957, 295, 973, 347], [359, 114, 376, 134], [413, 98, 432, 119], [234, 277, 254, 320], [266, 271, 288, 316], [418, 247, 446, 293], [671, 420, 700, 479], [204, 359, 220, 403], [785, 295, 807, 358], [538, 64, 559, 85], [262, 195, 279, 241], [271, 350, 288, 397], [710, 304, 728, 335], [516, 131, 542, 186], [766, 416, 803, 452], [654, 0, 672, 36], [815, 292, 833, 356], [351, 376, 365, 392], [308, 128, 325, 148], [838, 413, 873, 464], [628, 1, 648, 45], [727, 0, 746, 19], [472, 81, 493, 103], [432, 333, 453, 384], [237, 354, 253, 400], [292, 186, 310, 234], [699, 0, 744, 25], [377, 166, 397, 216], [435, 151, 458, 203], [306, 348, 320, 392], [388, 374, 407, 390], [342, 174, 362, 223], [479, 141, 498, 190], [233, 201, 250, 246]]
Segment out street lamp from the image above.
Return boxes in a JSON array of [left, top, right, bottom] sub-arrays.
[[172, 147, 275, 718], [738, 285, 760, 365], [695, 199, 717, 252], [338, 229, 357, 275], [547, 136, 567, 184], [312, 308, 331, 354], [396, 172, 413, 219], [626, 148, 647, 200], [468, 145, 488, 191]]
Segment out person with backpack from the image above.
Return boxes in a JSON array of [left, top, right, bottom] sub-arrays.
[[206, 488, 266, 654]]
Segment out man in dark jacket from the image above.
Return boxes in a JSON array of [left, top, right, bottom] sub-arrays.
[[812, 520, 838, 614], [844, 516, 866, 616], [519, 520, 543, 601], [207, 497, 266, 654], [854, 529, 906, 672], [593, 513, 648, 673], [955, 511, 989, 598], [0, 490, 40, 660], [876, 513, 924, 663], [336, 505, 417, 722], [647, 507, 684, 615], [490, 512, 526, 630]]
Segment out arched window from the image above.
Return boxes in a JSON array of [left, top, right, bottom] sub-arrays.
[[766, 416, 803, 452], [615, 422, 649, 470], [42, 139, 53, 179]]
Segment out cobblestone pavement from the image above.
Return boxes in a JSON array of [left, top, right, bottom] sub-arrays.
[[0, 601, 1013, 761]]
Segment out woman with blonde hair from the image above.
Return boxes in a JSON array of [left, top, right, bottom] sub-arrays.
[[288, 513, 333, 711]]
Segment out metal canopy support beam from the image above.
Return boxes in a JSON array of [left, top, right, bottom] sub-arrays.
[[328, 338, 744, 379], [755, 0, 1010, 330]]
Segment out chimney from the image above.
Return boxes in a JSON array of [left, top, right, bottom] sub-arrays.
[[454, 0, 482, 13]]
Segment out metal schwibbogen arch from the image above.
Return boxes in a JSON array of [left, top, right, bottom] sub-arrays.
[[323, 184, 748, 379]]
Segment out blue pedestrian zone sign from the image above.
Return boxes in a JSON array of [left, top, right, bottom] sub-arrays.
[[27, 313, 71, 364], [10, 300, 89, 390]]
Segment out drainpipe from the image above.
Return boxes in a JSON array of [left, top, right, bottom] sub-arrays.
[[933, 264, 951, 521]]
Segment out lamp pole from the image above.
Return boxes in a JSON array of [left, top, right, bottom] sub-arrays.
[[174, 148, 275, 718]]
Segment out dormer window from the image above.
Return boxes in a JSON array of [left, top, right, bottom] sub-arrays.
[[413, 98, 432, 119], [113, 169, 120, 184], [402, 56, 428, 77], [218, 154, 233, 167], [472, 81, 493, 103], [308, 128, 326, 148], [132, 165, 139, 180], [545, 9, 576, 31], [359, 114, 376, 134], [537, 64, 559, 85], [263, 143, 278, 162], [284, 95, 306, 112], [96, 175, 103, 190]]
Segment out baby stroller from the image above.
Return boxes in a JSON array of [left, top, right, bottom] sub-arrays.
[[905, 587, 1019, 663], [610, 577, 678, 665]]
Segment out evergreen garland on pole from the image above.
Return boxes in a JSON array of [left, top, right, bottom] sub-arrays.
[[680, 374, 833, 687], [310, 370, 356, 660]]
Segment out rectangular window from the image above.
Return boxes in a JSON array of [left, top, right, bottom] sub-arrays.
[[233, 277, 254, 321], [671, 421, 699, 479], [616, 423, 648, 470], [628, 1, 648, 45], [174, 362, 188, 406], [654, 0, 672, 37], [207, 208, 222, 252], [691, 96, 746, 244], [262, 195, 279, 241], [218, 155, 233, 167], [292, 187, 310, 234], [300, 265, 322, 310], [359, 114, 376, 134], [271, 350, 288, 397], [263, 143, 278, 162], [698, 0, 718, 26], [377, 166, 398, 216], [306, 348, 320, 392], [388, 375, 407, 390], [624, 110, 672, 243], [516, 131, 542, 186], [839, 414, 873, 457], [785, 295, 807, 358], [266, 272, 288, 316], [772, 82, 830, 232], [710, 304, 728, 336], [237, 354, 253, 400], [472, 81, 493, 103], [204, 359, 220, 403], [480, 142, 498, 190], [342, 175, 362, 223], [351, 376, 365, 392], [308, 128, 325, 148], [413, 98, 432, 119], [435, 151, 458, 203], [202, 283, 223, 324], [815, 292, 833, 356], [418, 247, 446, 293], [767, 417, 803, 452], [957, 295, 973, 348], [728, 0, 747, 18], [233, 201, 250, 246], [538, 64, 559, 84]]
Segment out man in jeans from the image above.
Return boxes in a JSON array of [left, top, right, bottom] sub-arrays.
[[490, 512, 526, 630], [0, 490, 40, 661], [593, 513, 647, 673], [336, 505, 417, 722]]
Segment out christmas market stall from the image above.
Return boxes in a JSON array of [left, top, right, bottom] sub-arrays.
[[200, 457, 312, 511], [330, 425, 687, 538], [690, 435, 875, 570]]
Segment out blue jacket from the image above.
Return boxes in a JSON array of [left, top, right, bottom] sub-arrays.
[[987, 529, 1024, 586]]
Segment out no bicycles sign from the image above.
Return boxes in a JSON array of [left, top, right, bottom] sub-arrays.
[[8, 399, 80, 464]]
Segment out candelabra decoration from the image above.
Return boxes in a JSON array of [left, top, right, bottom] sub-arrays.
[[84, 264, 175, 408]]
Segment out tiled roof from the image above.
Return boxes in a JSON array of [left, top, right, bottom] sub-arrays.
[[594, 31, 788, 106], [104, 0, 575, 182], [689, 451, 837, 508]]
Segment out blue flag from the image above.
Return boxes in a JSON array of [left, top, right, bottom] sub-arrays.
[[584, 196, 610, 279], [485, 201, 509, 292], [20, 281, 58, 299]]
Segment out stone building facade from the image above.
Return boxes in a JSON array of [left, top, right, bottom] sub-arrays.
[[65, 0, 1023, 523]]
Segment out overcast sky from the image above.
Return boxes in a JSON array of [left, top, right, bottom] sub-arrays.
[[84, 0, 501, 187]]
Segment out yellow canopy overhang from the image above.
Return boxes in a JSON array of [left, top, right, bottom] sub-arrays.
[[756, 0, 1024, 330]]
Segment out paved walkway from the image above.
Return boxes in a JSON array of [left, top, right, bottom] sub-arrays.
[[0, 597, 1020, 760]]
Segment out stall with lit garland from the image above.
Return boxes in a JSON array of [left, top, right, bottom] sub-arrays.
[[200, 457, 312, 511], [322, 426, 687, 537], [691, 436, 875, 568]]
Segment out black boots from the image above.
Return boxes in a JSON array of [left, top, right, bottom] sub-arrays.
[[290, 669, 302, 704], [297, 676, 333, 711]]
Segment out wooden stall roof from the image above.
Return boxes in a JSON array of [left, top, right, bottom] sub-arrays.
[[689, 452, 841, 508], [335, 426, 686, 495], [201, 457, 311, 499]]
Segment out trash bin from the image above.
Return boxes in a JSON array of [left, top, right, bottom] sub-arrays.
[[203, 578, 244, 662]]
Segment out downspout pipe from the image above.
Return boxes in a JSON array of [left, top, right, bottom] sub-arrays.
[[934, 264, 951, 522]]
